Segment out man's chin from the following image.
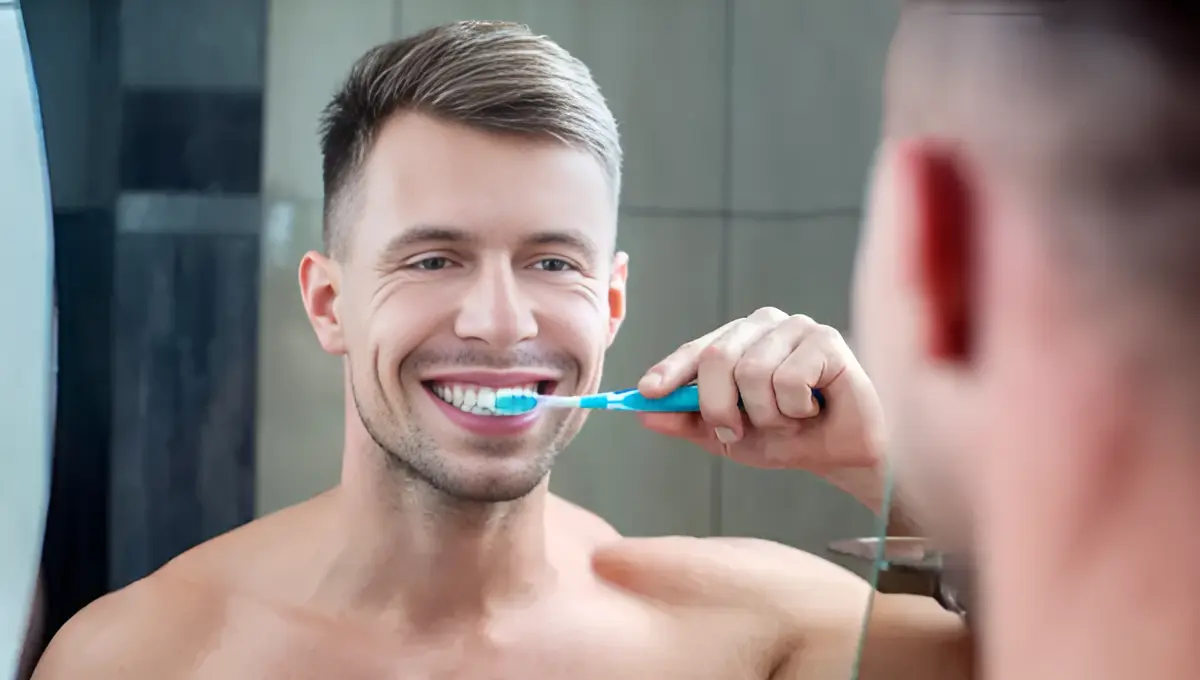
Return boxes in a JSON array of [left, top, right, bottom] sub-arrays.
[[422, 462, 551, 504]]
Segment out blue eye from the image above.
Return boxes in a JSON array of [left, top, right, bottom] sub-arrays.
[[532, 258, 576, 273], [410, 256, 453, 271]]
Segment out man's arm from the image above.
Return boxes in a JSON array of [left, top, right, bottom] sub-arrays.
[[32, 574, 213, 679], [772, 592, 973, 680], [594, 537, 972, 680]]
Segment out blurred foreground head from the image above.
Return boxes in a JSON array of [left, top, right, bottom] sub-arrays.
[[855, 1, 1200, 673]]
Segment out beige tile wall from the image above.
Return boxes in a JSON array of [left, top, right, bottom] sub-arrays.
[[398, 0, 730, 212], [720, 213, 875, 565], [257, 0, 896, 553]]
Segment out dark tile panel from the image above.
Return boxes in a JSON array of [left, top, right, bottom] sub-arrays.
[[119, 0, 267, 91], [41, 209, 115, 646], [109, 233, 260, 588], [119, 89, 264, 194]]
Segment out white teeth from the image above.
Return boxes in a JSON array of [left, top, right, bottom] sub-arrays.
[[430, 382, 540, 416]]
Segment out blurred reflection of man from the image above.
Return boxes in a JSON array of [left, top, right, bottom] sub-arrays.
[[33, 20, 963, 680], [617, 2, 1200, 680]]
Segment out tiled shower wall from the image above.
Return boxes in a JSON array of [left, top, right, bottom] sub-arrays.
[[256, 0, 897, 555]]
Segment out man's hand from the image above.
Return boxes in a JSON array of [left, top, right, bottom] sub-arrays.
[[638, 307, 888, 509]]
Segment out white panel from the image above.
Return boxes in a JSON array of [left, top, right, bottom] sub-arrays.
[[0, 7, 54, 676], [261, 0, 395, 202], [397, 0, 729, 212], [254, 199, 344, 515], [730, 0, 896, 213], [552, 215, 724, 536], [719, 215, 874, 568]]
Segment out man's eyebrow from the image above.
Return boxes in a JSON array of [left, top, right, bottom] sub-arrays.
[[378, 226, 476, 260], [524, 230, 601, 262], [376, 226, 603, 263]]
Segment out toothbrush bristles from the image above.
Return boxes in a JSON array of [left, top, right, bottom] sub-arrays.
[[493, 391, 541, 415]]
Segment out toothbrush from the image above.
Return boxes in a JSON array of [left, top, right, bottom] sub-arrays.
[[493, 383, 825, 416]]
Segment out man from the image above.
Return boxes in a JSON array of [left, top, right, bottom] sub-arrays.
[[32, 20, 963, 680], [615, 2, 1200, 679]]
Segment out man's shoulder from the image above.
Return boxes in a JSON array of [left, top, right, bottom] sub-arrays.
[[548, 493, 623, 544], [592, 536, 873, 677], [33, 571, 223, 679], [31, 500, 317, 679], [593, 536, 872, 624]]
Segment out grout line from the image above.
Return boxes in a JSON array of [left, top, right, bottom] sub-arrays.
[[711, 0, 737, 539]]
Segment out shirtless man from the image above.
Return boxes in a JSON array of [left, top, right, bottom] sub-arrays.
[[613, 3, 1200, 680], [32, 21, 965, 680]]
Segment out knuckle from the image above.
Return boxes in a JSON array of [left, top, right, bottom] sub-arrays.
[[784, 313, 816, 329], [813, 323, 845, 344], [750, 306, 788, 323], [733, 357, 775, 384], [698, 343, 737, 366], [776, 393, 817, 418], [771, 369, 809, 395]]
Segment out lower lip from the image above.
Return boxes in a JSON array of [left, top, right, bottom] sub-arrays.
[[425, 386, 542, 436]]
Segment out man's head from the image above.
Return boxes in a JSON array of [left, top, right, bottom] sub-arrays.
[[298, 21, 627, 503], [854, 1, 1200, 548]]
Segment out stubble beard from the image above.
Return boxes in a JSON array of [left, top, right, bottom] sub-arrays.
[[351, 377, 580, 505]]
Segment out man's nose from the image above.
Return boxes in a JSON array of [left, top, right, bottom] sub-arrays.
[[453, 263, 538, 347]]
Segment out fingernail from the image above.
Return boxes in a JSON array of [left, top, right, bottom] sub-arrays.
[[641, 373, 662, 390], [715, 427, 739, 444]]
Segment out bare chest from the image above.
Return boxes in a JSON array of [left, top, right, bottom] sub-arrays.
[[190, 601, 775, 680]]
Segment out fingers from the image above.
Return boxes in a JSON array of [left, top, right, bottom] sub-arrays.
[[695, 315, 780, 440], [638, 319, 739, 397], [636, 412, 705, 441], [774, 324, 850, 419], [639, 308, 850, 443], [734, 315, 814, 428], [638, 307, 788, 396]]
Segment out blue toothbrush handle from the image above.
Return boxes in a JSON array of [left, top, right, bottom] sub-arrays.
[[603, 384, 826, 413]]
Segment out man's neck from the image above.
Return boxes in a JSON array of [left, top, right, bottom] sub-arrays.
[[982, 402, 1200, 680], [322, 444, 555, 630]]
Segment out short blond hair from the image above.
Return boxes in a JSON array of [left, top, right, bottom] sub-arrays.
[[318, 20, 622, 256]]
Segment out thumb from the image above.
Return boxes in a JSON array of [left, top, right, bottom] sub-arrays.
[[637, 412, 708, 442]]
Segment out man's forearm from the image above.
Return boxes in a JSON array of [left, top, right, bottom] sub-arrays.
[[856, 594, 975, 680], [825, 464, 924, 537]]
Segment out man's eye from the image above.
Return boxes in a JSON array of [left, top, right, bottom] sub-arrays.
[[532, 258, 576, 273], [410, 256, 453, 271]]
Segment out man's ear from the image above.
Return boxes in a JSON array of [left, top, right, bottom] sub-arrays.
[[903, 141, 975, 363], [607, 251, 629, 347], [298, 251, 347, 355]]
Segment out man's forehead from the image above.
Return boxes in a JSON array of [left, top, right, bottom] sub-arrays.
[[349, 121, 617, 260]]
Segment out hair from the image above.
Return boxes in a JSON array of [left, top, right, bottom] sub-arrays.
[[317, 21, 622, 257], [897, 0, 1200, 326]]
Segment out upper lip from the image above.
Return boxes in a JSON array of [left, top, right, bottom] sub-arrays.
[[421, 371, 562, 387]]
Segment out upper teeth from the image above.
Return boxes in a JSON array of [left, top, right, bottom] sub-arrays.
[[431, 383, 539, 416]]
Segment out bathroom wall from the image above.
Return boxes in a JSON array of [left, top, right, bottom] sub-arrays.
[[103, 0, 268, 589], [257, 0, 896, 556]]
